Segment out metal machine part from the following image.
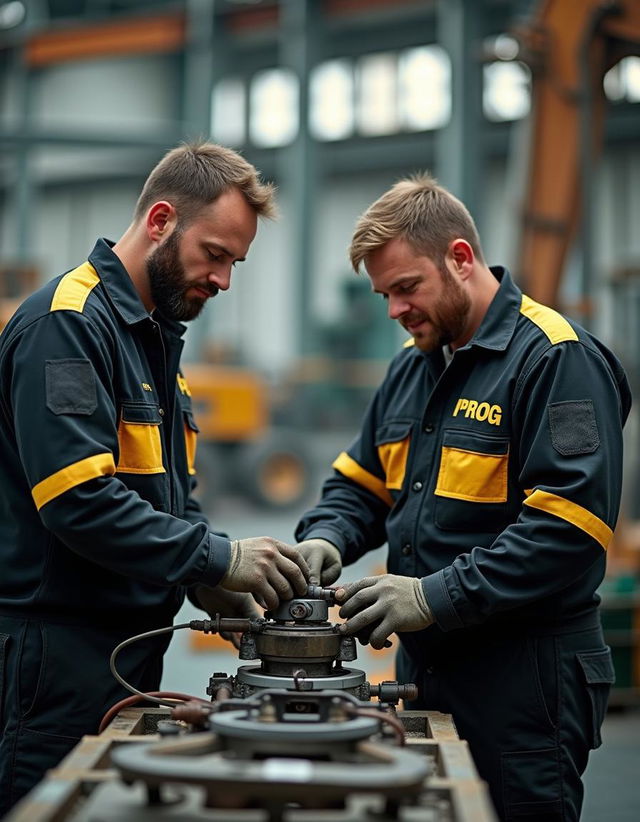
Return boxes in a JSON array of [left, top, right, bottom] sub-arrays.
[[202, 586, 411, 701], [111, 689, 430, 816], [108, 585, 430, 821]]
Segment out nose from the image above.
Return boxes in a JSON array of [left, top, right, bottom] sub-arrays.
[[208, 265, 232, 292], [387, 295, 410, 321]]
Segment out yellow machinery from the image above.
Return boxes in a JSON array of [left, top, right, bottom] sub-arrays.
[[182, 363, 312, 511]]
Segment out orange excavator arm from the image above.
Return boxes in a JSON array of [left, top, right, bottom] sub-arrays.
[[514, 0, 640, 308]]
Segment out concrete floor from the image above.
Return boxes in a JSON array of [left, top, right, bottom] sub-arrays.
[[582, 708, 640, 821], [163, 456, 640, 821]]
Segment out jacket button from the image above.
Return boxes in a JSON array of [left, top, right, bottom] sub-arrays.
[[159, 408, 165, 416], [401, 544, 412, 556], [424, 423, 434, 433], [412, 481, 423, 492]]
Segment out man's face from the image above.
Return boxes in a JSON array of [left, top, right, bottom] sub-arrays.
[[147, 187, 258, 321], [366, 235, 471, 352]]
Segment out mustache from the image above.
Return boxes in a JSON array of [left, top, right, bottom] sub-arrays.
[[193, 283, 219, 298]]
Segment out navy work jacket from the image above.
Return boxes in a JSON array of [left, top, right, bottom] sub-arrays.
[[297, 268, 632, 655], [0, 239, 230, 627]]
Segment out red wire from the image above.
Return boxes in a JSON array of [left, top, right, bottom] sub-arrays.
[[98, 690, 210, 733]]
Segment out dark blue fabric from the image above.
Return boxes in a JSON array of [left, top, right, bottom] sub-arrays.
[[398, 617, 613, 820], [0, 614, 170, 815]]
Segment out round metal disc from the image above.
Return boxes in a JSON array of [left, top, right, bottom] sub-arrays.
[[209, 710, 379, 742], [235, 665, 366, 690]]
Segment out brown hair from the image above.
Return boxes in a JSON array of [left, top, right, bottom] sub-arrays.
[[349, 172, 484, 272], [134, 141, 277, 226]]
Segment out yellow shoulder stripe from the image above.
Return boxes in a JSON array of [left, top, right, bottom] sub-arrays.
[[32, 452, 116, 510], [403, 337, 415, 348], [50, 261, 100, 313], [524, 488, 612, 550], [520, 295, 578, 344], [332, 451, 393, 507]]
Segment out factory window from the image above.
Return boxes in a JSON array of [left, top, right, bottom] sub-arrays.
[[483, 60, 531, 121], [398, 45, 451, 131], [309, 59, 354, 141], [356, 51, 399, 136], [211, 77, 245, 147], [604, 56, 640, 102], [249, 68, 299, 148]]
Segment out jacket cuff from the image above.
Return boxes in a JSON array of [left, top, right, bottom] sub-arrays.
[[200, 534, 232, 588], [421, 571, 464, 632]]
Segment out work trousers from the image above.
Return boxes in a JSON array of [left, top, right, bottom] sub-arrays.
[[398, 616, 614, 821], [0, 613, 170, 816]]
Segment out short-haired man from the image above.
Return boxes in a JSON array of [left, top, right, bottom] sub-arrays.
[[295, 174, 630, 820], [0, 141, 309, 811]]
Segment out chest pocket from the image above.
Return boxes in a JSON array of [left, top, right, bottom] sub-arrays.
[[182, 409, 199, 476], [116, 402, 165, 474], [375, 420, 413, 491], [434, 429, 510, 532], [177, 373, 198, 476]]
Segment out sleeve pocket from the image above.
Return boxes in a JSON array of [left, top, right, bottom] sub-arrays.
[[549, 400, 599, 456], [46, 359, 97, 415], [576, 647, 615, 748]]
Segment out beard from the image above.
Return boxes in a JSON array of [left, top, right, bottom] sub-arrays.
[[147, 231, 211, 322], [405, 265, 471, 352]]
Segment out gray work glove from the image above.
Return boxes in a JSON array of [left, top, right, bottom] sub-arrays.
[[335, 574, 434, 650], [220, 536, 309, 611], [295, 538, 342, 585]]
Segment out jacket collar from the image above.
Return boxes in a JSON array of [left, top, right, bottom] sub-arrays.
[[88, 238, 187, 336], [463, 266, 522, 352]]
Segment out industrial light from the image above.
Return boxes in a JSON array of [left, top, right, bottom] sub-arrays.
[[0, 1, 25, 29]]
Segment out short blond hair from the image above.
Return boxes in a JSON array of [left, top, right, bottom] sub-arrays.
[[134, 141, 277, 226], [349, 173, 484, 272]]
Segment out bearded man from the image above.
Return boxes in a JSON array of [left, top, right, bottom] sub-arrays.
[[0, 141, 309, 812], [294, 174, 631, 821]]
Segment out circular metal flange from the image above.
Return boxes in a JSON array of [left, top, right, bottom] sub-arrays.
[[208, 710, 379, 744], [236, 665, 366, 691], [267, 597, 329, 622]]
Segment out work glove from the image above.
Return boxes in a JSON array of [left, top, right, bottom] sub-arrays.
[[220, 536, 309, 611], [335, 574, 435, 650], [191, 584, 261, 649], [295, 538, 342, 585]]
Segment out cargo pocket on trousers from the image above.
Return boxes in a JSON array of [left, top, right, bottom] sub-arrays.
[[576, 647, 615, 749], [501, 748, 562, 818], [0, 633, 9, 726]]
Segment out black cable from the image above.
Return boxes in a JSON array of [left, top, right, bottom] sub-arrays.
[[109, 621, 195, 707]]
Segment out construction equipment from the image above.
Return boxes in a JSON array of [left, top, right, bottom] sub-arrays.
[[513, 0, 640, 309], [183, 363, 313, 511]]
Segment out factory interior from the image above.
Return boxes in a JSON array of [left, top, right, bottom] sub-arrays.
[[1, 0, 640, 820]]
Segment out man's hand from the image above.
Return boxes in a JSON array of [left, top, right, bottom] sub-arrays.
[[335, 574, 434, 650], [220, 537, 309, 611], [191, 584, 261, 649], [296, 538, 342, 585]]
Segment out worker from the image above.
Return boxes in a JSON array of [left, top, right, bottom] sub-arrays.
[[0, 141, 309, 813], [295, 173, 631, 821]]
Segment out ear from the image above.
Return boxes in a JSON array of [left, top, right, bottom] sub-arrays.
[[448, 239, 474, 279], [146, 201, 177, 243]]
